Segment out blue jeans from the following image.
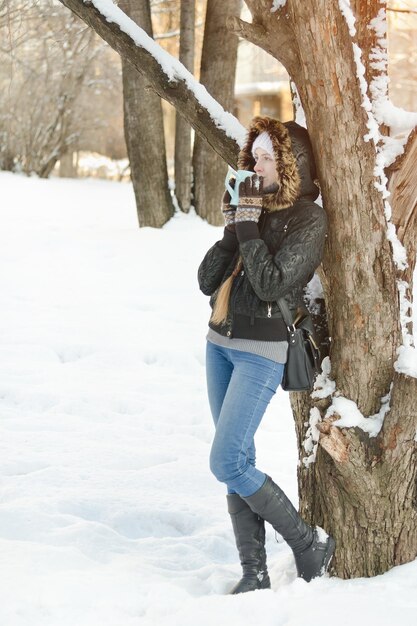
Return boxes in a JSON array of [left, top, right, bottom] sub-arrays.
[[205, 340, 285, 497]]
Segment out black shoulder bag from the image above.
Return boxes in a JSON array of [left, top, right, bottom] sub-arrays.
[[276, 298, 321, 392]]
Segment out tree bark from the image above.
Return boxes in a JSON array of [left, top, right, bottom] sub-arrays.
[[119, 0, 174, 228], [59, 150, 77, 178], [174, 0, 195, 214], [193, 0, 241, 225]]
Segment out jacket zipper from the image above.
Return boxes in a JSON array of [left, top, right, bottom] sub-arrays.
[[230, 212, 269, 334]]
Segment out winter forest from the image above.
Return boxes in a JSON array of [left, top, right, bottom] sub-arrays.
[[1, 0, 416, 624]]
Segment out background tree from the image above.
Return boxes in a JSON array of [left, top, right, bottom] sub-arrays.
[[119, 0, 174, 228], [0, 0, 101, 177], [0, 0, 125, 177], [174, 0, 195, 214], [192, 0, 241, 225], [56, 0, 417, 579]]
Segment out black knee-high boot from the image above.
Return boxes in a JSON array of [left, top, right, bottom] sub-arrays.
[[241, 476, 335, 582], [227, 494, 271, 594]]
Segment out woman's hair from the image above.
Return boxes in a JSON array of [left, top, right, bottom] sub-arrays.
[[210, 255, 243, 325]]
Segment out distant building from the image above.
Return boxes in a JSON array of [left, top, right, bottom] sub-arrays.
[[234, 39, 293, 125]]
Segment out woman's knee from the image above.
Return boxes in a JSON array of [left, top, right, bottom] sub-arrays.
[[209, 447, 241, 485], [209, 447, 225, 482]]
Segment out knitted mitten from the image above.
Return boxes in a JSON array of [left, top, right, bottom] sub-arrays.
[[235, 174, 264, 223]]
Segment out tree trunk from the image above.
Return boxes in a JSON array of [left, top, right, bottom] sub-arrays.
[[174, 0, 195, 213], [57, 0, 417, 578], [119, 0, 174, 228], [231, 0, 417, 578], [59, 150, 77, 177], [193, 0, 240, 225]]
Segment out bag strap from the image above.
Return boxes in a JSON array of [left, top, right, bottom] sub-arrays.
[[277, 298, 310, 329], [276, 298, 295, 328]]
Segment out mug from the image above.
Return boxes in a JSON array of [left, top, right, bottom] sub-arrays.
[[225, 166, 254, 207]]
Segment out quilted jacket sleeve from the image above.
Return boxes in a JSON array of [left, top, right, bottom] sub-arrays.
[[197, 227, 239, 296], [235, 204, 327, 301]]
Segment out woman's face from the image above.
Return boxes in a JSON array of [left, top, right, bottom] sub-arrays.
[[253, 148, 278, 188]]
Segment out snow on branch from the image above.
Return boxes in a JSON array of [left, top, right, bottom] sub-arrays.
[[89, 0, 244, 137], [58, 0, 246, 165]]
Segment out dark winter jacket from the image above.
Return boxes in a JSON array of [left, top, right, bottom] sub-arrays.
[[197, 117, 328, 341]]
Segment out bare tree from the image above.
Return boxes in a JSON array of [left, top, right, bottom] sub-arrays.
[[0, 1, 105, 177], [0, 0, 123, 177], [56, 0, 417, 578], [119, 0, 174, 227], [193, 0, 240, 225], [174, 0, 195, 213]]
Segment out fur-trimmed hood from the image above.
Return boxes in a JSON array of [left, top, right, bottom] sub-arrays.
[[237, 117, 319, 212]]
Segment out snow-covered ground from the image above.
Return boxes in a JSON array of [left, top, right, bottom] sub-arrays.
[[0, 171, 415, 626]]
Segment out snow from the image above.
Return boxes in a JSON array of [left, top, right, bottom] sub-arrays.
[[338, 0, 357, 37], [270, 0, 287, 12], [74, 152, 130, 180], [397, 280, 414, 347], [311, 356, 336, 400], [1, 171, 417, 624], [301, 407, 321, 467], [84, 0, 246, 146], [351, 43, 380, 144], [325, 388, 392, 438], [369, 9, 386, 39], [316, 526, 330, 544], [396, 345, 417, 378], [303, 273, 324, 315], [290, 81, 307, 128]]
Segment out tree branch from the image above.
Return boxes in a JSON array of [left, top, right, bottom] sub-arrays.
[[225, 16, 267, 48], [57, 0, 244, 167], [386, 7, 417, 14], [228, 0, 300, 78]]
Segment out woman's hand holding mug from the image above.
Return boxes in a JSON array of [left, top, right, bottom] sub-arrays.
[[224, 166, 255, 207], [235, 174, 264, 223]]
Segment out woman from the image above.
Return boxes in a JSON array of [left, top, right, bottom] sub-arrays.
[[197, 116, 335, 594]]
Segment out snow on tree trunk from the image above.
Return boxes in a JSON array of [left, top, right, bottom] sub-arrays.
[[119, 0, 174, 228], [174, 0, 195, 214]]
